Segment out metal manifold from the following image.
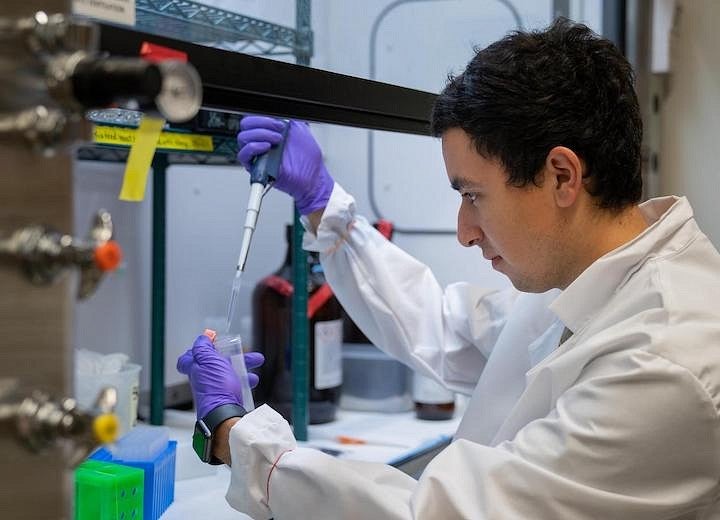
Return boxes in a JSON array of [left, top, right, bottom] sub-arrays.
[[0, 11, 202, 154]]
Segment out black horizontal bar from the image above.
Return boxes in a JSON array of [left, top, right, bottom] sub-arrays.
[[97, 23, 436, 135]]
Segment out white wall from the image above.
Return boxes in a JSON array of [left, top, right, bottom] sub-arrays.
[[659, 0, 720, 246], [74, 0, 605, 391], [73, 161, 153, 388], [311, 0, 552, 293], [164, 165, 293, 387]]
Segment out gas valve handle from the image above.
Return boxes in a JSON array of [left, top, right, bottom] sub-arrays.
[[0, 209, 123, 299], [0, 379, 119, 467]]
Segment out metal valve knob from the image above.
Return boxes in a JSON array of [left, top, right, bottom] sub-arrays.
[[0, 378, 119, 467], [0, 209, 123, 299]]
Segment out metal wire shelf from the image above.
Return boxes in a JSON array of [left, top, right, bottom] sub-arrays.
[[76, 142, 237, 164], [135, 0, 309, 57], [82, 108, 239, 163]]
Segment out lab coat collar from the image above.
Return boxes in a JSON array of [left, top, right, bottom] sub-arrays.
[[549, 196, 691, 334]]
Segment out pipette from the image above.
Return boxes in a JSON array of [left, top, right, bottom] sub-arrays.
[[225, 121, 289, 333]]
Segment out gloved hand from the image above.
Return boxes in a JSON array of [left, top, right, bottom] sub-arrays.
[[176, 334, 265, 419], [237, 116, 334, 215]]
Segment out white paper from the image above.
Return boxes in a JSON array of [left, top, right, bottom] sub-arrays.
[[73, 0, 136, 26], [314, 319, 343, 389]]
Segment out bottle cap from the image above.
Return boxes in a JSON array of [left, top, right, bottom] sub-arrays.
[[93, 240, 123, 272]]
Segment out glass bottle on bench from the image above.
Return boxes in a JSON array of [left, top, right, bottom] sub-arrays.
[[251, 224, 343, 424], [412, 372, 455, 420]]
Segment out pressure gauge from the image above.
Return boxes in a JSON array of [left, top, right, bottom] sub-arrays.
[[155, 60, 202, 123]]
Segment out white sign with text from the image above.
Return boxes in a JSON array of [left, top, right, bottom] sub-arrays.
[[72, 0, 135, 26]]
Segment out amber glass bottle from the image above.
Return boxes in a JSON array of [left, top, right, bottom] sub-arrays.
[[412, 373, 455, 420], [252, 225, 343, 424]]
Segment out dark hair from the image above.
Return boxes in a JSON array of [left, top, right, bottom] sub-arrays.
[[431, 18, 642, 210]]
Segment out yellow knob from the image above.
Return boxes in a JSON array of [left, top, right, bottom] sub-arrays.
[[92, 413, 120, 444]]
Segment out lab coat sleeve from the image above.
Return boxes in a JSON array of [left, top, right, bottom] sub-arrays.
[[301, 183, 518, 393], [225, 405, 416, 520], [227, 351, 720, 519]]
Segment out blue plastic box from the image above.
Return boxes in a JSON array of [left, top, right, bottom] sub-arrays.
[[91, 440, 176, 520]]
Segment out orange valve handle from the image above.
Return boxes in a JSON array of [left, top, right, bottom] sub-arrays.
[[93, 240, 123, 272]]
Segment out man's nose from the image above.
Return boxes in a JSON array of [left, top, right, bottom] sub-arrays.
[[457, 204, 483, 247]]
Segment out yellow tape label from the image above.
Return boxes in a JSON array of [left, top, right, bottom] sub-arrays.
[[118, 117, 165, 202], [93, 125, 214, 152]]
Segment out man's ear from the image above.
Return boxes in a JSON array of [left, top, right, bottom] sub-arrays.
[[545, 146, 584, 208]]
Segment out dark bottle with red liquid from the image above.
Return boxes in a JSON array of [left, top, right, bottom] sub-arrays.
[[252, 224, 343, 424]]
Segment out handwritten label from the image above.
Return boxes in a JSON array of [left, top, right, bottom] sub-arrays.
[[93, 125, 214, 152]]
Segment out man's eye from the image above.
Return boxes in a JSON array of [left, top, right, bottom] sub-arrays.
[[461, 192, 478, 203]]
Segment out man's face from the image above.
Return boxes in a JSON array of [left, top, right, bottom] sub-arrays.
[[442, 128, 567, 292]]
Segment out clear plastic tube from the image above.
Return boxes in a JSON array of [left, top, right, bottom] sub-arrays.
[[213, 333, 255, 411]]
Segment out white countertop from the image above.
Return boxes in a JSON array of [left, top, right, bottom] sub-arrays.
[[160, 407, 461, 518]]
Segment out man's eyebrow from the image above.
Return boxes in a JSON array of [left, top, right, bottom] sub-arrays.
[[450, 177, 482, 191]]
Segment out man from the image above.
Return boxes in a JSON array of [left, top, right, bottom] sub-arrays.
[[178, 18, 720, 519]]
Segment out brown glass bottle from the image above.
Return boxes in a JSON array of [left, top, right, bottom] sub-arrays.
[[412, 373, 456, 421], [252, 224, 343, 424]]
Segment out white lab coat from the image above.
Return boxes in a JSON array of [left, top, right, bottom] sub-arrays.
[[225, 184, 720, 519]]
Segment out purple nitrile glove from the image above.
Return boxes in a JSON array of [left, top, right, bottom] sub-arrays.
[[177, 334, 265, 419], [237, 116, 334, 215]]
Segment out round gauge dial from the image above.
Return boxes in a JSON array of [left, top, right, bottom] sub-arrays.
[[155, 60, 202, 123]]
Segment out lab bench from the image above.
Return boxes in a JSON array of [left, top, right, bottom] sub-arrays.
[[160, 408, 461, 518]]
